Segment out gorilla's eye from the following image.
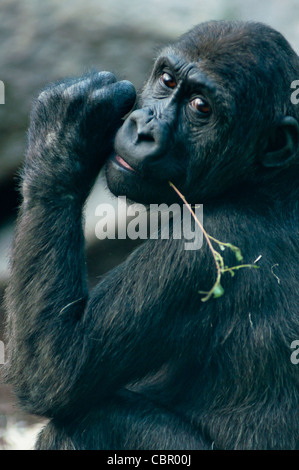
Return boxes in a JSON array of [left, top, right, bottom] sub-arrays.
[[190, 97, 211, 115], [160, 72, 176, 89]]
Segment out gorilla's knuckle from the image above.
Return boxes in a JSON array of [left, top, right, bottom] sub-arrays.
[[117, 80, 135, 93], [96, 71, 117, 85], [61, 86, 84, 106], [37, 88, 53, 105], [37, 89, 47, 102], [34, 86, 66, 117]]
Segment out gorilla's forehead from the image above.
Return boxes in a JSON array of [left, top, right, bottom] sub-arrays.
[[158, 45, 201, 68], [169, 20, 298, 77], [158, 35, 269, 97]]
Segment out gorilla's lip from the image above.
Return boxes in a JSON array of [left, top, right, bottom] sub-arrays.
[[113, 154, 136, 173]]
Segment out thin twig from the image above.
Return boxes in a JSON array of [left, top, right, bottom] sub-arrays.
[[169, 181, 259, 301], [169, 182, 221, 300]]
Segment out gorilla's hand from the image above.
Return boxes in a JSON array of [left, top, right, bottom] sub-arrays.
[[23, 72, 136, 203]]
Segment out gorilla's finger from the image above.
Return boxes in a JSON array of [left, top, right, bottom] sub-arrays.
[[90, 80, 136, 119], [61, 72, 117, 100]]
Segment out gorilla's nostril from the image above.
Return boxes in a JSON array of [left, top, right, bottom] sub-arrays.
[[136, 123, 156, 142], [137, 131, 155, 143]]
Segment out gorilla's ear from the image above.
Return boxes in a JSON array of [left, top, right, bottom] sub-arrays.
[[261, 116, 299, 168]]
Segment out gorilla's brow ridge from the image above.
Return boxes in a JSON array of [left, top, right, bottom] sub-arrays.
[[154, 54, 218, 96]]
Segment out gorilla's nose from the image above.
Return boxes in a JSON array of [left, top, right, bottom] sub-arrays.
[[115, 107, 171, 163], [130, 109, 156, 144]]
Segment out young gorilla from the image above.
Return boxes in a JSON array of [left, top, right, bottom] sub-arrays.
[[4, 21, 299, 450]]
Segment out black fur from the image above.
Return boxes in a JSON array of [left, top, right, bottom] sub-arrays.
[[4, 21, 299, 449]]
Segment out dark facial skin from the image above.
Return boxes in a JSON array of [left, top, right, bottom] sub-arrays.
[[106, 52, 221, 204], [105, 54, 210, 204]]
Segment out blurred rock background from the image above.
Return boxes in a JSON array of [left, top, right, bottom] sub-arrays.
[[0, 0, 298, 450]]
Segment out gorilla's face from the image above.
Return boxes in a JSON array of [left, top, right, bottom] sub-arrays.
[[105, 57, 190, 204], [105, 23, 299, 205], [105, 50, 221, 205]]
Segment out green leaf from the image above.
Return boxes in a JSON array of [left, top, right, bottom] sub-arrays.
[[212, 284, 225, 298], [234, 251, 243, 262], [228, 244, 243, 262]]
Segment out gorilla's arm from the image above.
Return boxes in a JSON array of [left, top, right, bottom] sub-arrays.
[[5, 73, 208, 419]]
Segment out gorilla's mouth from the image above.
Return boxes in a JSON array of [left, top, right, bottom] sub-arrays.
[[113, 154, 136, 173], [106, 152, 179, 204]]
